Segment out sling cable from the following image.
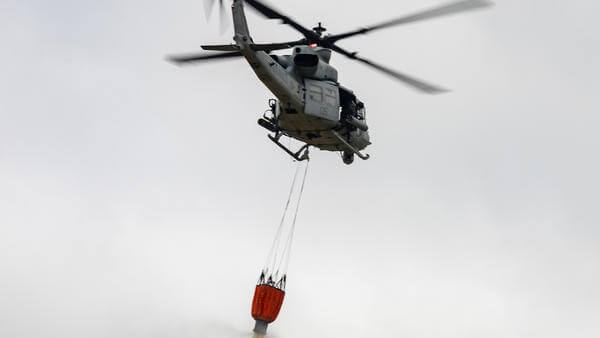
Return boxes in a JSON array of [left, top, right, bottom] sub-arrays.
[[251, 158, 310, 336]]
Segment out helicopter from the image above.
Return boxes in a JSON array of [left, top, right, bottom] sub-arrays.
[[168, 0, 493, 164]]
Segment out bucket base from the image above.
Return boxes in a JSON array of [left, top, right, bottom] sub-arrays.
[[253, 320, 268, 335]]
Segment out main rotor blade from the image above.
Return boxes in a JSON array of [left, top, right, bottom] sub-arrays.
[[329, 45, 447, 94], [167, 51, 243, 65], [353, 56, 448, 93], [244, 0, 318, 40], [327, 0, 493, 43]]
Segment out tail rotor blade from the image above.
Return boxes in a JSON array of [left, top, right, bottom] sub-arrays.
[[219, 0, 230, 34], [203, 0, 230, 33], [203, 0, 216, 20]]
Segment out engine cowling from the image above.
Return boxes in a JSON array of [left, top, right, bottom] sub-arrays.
[[291, 46, 338, 82]]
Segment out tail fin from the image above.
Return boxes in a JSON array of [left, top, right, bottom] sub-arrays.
[[232, 0, 251, 39]]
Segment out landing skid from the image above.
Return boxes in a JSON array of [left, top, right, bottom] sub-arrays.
[[331, 130, 370, 160], [268, 134, 310, 162]]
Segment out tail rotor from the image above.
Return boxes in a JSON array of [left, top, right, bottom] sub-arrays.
[[203, 0, 230, 34]]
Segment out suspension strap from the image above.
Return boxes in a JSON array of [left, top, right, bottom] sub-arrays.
[[277, 160, 309, 276], [263, 163, 302, 275], [261, 157, 310, 289]]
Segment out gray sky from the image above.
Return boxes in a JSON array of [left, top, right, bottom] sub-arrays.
[[1, 0, 599, 337]]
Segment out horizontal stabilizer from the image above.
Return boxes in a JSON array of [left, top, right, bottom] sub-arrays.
[[201, 44, 241, 51], [250, 40, 306, 52]]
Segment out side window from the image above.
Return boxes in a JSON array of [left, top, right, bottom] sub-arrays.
[[357, 107, 366, 119], [356, 101, 366, 119], [324, 88, 337, 106], [308, 84, 323, 102]]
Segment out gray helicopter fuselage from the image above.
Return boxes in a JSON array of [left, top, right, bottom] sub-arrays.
[[232, 0, 370, 153]]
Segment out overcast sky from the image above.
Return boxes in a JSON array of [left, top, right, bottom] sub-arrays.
[[1, 1, 599, 337]]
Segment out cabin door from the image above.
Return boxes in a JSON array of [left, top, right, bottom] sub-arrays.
[[304, 79, 339, 123]]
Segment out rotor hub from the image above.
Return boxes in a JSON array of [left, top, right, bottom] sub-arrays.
[[312, 22, 327, 37]]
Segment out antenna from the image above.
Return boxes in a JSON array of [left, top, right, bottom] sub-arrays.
[[312, 22, 327, 37]]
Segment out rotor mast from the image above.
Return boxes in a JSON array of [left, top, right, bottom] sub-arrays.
[[312, 22, 327, 38]]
